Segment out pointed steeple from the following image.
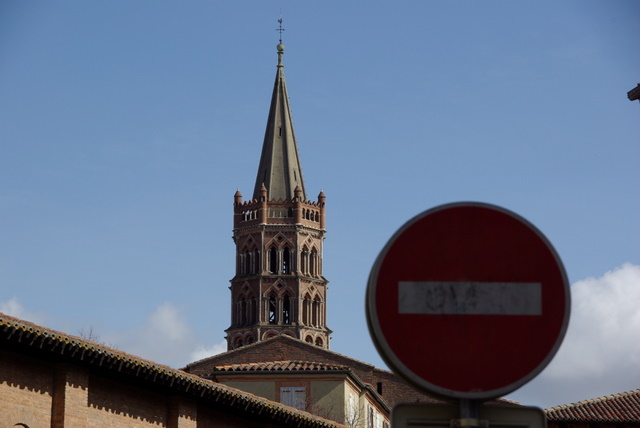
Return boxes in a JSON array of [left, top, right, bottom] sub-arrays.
[[252, 42, 306, 201], [228, 25, 330, 351]]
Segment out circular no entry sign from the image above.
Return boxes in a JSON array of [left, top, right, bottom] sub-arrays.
[[366, 202, 570, 400]]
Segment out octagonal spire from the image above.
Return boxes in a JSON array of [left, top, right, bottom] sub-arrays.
[[252, 43, 306, 202]]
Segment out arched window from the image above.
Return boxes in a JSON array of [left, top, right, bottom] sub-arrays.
[[312, 296, 322, 327], [310, 249, 318, 276], [250, 250, 260, 274], [302, 293, 311, 325], [305, 335, 313, 343], [282, 247, 290, 274], [247, 295, 256, 324], [315, 337, 323, 347], [282, 295, 291, 324], [268, 295, 277, 324], [269, 247, 277, 274], [301, 246, 309, 276], [240, 296, 247, 326]]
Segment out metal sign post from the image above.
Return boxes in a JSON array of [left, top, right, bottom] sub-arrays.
[[392, 403, 546, 428], [459, 399, 481, 428]]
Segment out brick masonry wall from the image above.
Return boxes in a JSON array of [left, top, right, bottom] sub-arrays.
[[0, 350, 54, 428], [52, 364, 89, 428], [86, 373, 169, 427], [168, 396, 197, 428], [196, 405, 263, 428], [371, 368, 440, 408], [0, 345, 340, 428], [197, 403, 310, 428]]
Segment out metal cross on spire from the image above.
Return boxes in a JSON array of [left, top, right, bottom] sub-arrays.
[[276, 17, 285, 43]]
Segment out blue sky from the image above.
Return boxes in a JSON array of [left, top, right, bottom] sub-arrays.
[[1, 1, 639, 409]]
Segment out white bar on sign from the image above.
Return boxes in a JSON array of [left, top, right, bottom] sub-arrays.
[[398, 281, 542, 315]]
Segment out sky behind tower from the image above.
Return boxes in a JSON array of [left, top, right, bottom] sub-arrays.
[[1, 1, 639, 409]]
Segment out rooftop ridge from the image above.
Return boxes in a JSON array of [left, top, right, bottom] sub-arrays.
[[184, 334, 378, 372], [545, 389, 640, 423], [213, 360, 352, 372], [547, 389, 640, 410]]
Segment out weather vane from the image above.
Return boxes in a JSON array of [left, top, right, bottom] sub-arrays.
[[276, 17, 285, 43]]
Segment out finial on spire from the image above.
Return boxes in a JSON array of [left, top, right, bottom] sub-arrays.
[[276, 17, 285, 67], [276, 17, 285, 43]]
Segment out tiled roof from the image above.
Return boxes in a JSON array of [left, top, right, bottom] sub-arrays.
[[0, 312, 346, 428], [546, 389, 640, 423], [214, 360, 351, 372], [185, 333, 378, 372]]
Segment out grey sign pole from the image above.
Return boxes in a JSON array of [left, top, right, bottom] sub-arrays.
[[458, 399, 482, 428]]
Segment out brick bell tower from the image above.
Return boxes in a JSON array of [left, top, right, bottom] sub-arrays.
[[226, 39, 331, 351]]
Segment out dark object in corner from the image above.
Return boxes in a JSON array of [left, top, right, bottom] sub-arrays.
[[627, 83, 640, 102]]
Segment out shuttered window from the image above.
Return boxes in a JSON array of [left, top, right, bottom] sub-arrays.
[[280, 386, 306, 411]]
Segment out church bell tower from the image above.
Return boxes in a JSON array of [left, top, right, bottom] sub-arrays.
[[226, 39, 331, 351]]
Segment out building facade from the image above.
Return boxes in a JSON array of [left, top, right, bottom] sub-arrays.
[[209, 360, 390, 428], [0, 313, 345, 428], [226, 42, 330, 351]]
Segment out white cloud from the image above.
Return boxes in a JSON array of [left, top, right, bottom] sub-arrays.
[[546, 263, 640, 378], [147, 302, 193, 342], [0, 297, 43, 324], [105, 302, 224, 368], [0, 297, 25, 317], [508, 263, 640, 408], [190, 341, 228, 363]]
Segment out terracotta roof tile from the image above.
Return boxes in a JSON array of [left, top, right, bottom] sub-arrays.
[[213, 360, 351, 372], [546, 389, 640, 423], [185, 333, 378, 372]]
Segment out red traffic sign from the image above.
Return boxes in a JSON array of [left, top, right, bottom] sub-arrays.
[[366, 202, 570, 400]]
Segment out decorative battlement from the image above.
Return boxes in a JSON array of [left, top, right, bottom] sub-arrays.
[[233, 190, 326, 230]]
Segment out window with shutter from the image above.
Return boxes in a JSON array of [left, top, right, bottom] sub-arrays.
[[280, 386, 306, 411], [368, 406, 375, 428], [348, 393, 356, 422]]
